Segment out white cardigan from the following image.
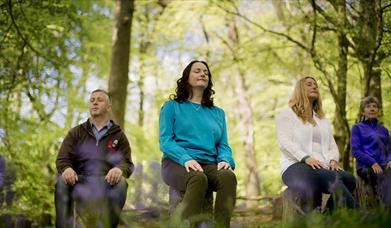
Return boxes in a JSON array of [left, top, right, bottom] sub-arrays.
[[275, 108, 339, 175]]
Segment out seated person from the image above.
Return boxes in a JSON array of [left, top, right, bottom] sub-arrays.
[[159, 60, 237, 227], [351, 96, 391, 207], [276, 76, 358, 213], [55, 89, 134, 227]]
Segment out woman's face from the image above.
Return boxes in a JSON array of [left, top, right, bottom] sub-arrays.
[[362, 102, 379, 120], [188, 62, 209, 90], [304, 78, 319, 101]]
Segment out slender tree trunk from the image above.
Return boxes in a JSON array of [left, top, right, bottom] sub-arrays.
[[363, 62, 383, 111], [355, 0, 383, 111], [227, 22, 261, 199], [108, 0, 134, 128], [332, 0, 351, 170], [235, 68, 261, 198], [138, 53, 146, 127]]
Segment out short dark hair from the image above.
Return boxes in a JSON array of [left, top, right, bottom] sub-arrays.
[[170, 60, 215, 107], [358, 96, 379, 121], [90, 89, 111, 103]]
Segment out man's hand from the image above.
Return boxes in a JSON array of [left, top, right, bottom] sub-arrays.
[[184, 160, 204, 173], [217, 161, 232, 171], [105, 167, 123, 185], [305, 157, 327, 169], [372, 163, 383, 174], [329, 160, 343, 171], [61, 167, 78, 186]]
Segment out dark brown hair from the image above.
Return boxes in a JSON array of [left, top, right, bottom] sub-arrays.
[[170, 60, 215, 107]]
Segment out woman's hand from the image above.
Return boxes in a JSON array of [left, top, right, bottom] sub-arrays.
[[184, 160, 204, 172], [372, 162, 383, 174], [305, 157, 326, 169], [387, 161, 391, 169], [329, 160, 343, 171], [217, 161, 232, 171]]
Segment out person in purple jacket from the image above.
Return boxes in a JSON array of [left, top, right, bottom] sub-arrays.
[[351, 96, 391, 208]]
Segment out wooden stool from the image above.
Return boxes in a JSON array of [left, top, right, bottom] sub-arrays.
[[355, 177, 377, 209], [282, 188, 330, 225], [168, 186, 214, 215]]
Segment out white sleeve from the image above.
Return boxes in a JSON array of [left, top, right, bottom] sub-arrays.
[[275, 109, 308, 162], [325, 118, 340, 163]]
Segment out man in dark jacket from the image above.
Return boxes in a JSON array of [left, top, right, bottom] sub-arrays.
[[55, 89, 134, 228]]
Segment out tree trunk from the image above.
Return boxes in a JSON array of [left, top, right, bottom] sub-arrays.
[[332, 0, 351, 170], [363, 62, 383, 111], [108, 0, 134, 128], [227, 22, 261, 199], [235, 69, 261, 199], [137, 53, 146, 127], [355, 0, 383, 111]]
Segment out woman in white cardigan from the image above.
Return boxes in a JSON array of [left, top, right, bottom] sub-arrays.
[[276, 76, 358, 213]]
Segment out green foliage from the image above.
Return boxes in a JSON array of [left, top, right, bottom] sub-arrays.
[[282, 208, 391, 228]]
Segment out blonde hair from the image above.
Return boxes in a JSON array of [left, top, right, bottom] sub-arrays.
[[288, 76, 325, 124]]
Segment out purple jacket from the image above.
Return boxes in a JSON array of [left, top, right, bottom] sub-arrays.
[[351, 119, 391, 171]]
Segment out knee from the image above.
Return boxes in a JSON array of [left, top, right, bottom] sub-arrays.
[[55, 176, 70, 193], [291, 181, 320, 198], [187, 171, 208, 188], [110, 177, 128, 195], [218, 170, 237, 188], [342, 173, 357, 192], [114, 177, 127, 189]]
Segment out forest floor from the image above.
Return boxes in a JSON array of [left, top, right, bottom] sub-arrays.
[[119, 205, 281, 228]]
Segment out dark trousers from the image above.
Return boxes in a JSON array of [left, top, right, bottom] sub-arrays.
[[282, 162, 358, 213], [55, 175, 128, 228], [357, 167, 391, 208], [161, 158, 237, 227]]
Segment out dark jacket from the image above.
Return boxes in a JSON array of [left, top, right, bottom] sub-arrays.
[[56, 119, 134, 178]]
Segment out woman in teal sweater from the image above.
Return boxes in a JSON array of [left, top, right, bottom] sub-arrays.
[[159, 60, 237, 227]]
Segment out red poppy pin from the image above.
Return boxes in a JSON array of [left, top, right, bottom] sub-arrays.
[[107, 139, 119, 151], [107, 139, 113, 149]]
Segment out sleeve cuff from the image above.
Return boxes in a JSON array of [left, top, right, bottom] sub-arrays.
[[301, 155, 310, 163], [179, 154, 193, 166], [218, 157, 235, 170]]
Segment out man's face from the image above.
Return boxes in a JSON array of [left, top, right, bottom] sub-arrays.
[[89, 92, 111, 117]]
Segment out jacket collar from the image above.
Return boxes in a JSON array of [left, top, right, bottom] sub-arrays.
[[82, 119, 121, 135], [362, 118, 378, 127]]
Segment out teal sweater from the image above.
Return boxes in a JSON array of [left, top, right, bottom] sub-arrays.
[[159, 100, 235, 169]]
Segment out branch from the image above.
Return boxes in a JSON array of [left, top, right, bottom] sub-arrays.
[[236, 195, 276, 201], [312, 0, 339, 26], [213, 1, 310, 52], [200, 15, 211, 61], [7, 0, 60, 68], [381, 2, 391, 11]]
